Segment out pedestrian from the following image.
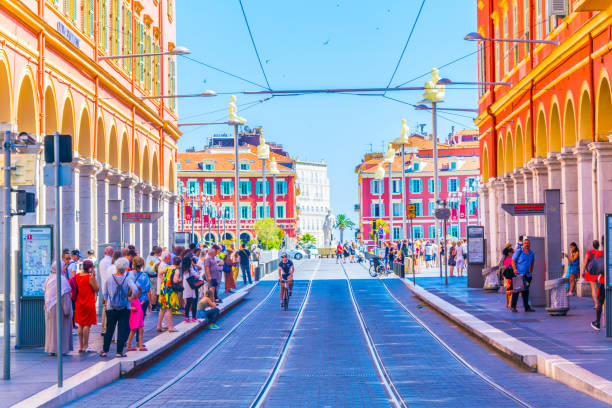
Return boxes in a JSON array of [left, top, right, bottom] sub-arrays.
[[343, 242, 350, 263], [501, 246, 515, 308], [145, 246, 162, 311], [587, 242, 606, 331], [205, 244, 223, 303], [448, 242, 457, 277], [563, 242, 580, 296], [182, 256, 199, 322], [67, 249, 81, 278], [455, 241, 465, 277], [237, 243, 252, 285], [424, 241, 433, 268], [156, 251, 171, 315], [350, 243, 356, 263], [197, 288, 220, 329], [583, 240, 604, 309], [223, 250, 236, 294], [335, 243, 343, 263], [127, 256, 150, 346], [74, 260, 99, 353], [101, 257, 140, 357], [43, 261, 73, 356], [157, 256, 182, 332], [98, 246, 114, 337], [510, 238, 536, 312]]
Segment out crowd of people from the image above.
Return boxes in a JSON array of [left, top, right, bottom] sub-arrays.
[[42, 241, 262, 357]]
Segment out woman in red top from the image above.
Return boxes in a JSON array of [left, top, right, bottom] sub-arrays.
[[582, 240, 604, 310], [74, 260, 99, 353]]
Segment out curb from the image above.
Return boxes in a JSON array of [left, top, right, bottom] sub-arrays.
[[12, 283, 257, 408], [402, 279, 612, 406]]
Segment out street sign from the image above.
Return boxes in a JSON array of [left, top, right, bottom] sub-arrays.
[[501, 203, 545, 216], [406, 204, 416, 212], [466, 226, 485, 264], [407, 212, 416, 219], [43, 164, 72, 186], [435, 208, 451, 220], [122, 212, 163, 223], [0, 154, 37, 186]]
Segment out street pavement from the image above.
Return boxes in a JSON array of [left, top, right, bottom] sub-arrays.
[[10, 259, 611, 407]]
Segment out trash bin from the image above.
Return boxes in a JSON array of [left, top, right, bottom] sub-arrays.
[[545, 277, 570, 316], [482, 266, 500, 292], [254, 265, 261, 281]]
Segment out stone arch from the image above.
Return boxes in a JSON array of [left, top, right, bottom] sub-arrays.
[[108, 124, 119, 169], [596, 73, 612, 141], [535, 107, 547, 158], [563, 93, 577, 147], [15, 69, 38, 136], [77, 105, 92, 157], [60, 94, 75, 139], [496, 134, 504, 178], [482, 143, 490, 182], [151, 150, 159, 186], [168, 160, 176, 192], [204, 232, 216, 243], [133, 137, 141, 179], [504, 130, 514, 174], [0, 52, 12, 123], [44, 85, 59, 134], [96, 116, 106, 163], [525, 116, 533, 161], [222, 232, 234, 241], [549, 101, 562, 153], [240, 232, 252, 243], [142, 143, 151, 182], [120, 131, 130, 172], [579, 86, 592, 141], [515, 122, 524, 168]]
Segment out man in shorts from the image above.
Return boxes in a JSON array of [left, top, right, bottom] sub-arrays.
[[278, 252, 295, 307]]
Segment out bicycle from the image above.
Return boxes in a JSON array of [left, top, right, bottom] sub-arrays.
[[280, 279, 290, 311], [368, 256, 386, 278]]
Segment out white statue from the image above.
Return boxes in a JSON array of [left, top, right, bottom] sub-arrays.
[[228, 95, 247, 125], [423, 68, 445, 103], [323, 209, 336, 247]]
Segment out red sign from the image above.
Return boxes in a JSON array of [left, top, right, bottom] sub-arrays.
[[502, 203, 545, 216], [122, 212, 152, 222]]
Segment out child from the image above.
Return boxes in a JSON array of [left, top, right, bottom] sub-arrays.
[[126, 289, 146, 351]]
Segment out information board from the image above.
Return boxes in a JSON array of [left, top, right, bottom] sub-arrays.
[[20, 225, 53, 298], [467, 225, 485, 264]]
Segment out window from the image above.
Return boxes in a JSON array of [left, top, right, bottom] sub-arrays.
[[413, 162, 420, 171], [409, 179, 422, 193], [370, 203, 384, 217], [256, 180, 270, 195], [468, 200, 478, 216], [413, 226, 424, 239], [370, 179, 384, 194], [222, 205, 234, 220], [447, 178, 459, 192], [145, 28, 152, 92], [220, 180, 234, 196], [240, 205, 252, 219], [545, 0, 550, 35], [186, 179, 199, 195], [449, 161, 457, 170], [428, 201, 435, 216], [392, 202, 402, 217], [204, 163, 214, 171], [478, 43, 486, 97], [168, 57, 176, 110], [122, 4, 133, 72], [154, 44, 161, 95], [392, 227, 401, 240], [513, 2, 518, 65], [65, 0, 77, 23], [465, 177, 477, 190], [449, 225, 459, 238], [239, 180, 251, 195], [428, 178, 441, 193], [276, 205, 285, 219], [84, 0, 94, 37], [203, 180, 216, 195], [392, 179, 402, 193], [137, 20, 145, 84], [256, 205, 270, 219], [414, 202, 423, 217], [240, 162, 250, 171], [275, 180, 287, 195], [428, 225, 436, 239], [536, 0, 542, 40], [111, 0, 120, 56], [98, 0, 108, 50], [167, 0, 174, 21], [503, 14, 509, 74], [495, 26, 500, 81]]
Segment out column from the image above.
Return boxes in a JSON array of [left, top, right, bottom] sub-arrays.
[[559, 148, 579, 252], [478, 183, 490, 266], [590, 141, 612, 241], [528, 158, 548, 237], [77, 159, 100, 253], [167, 192, 177, 249], [521, 167, 535, 236], [502, 175, 515, 246], [486, 180, 499, 265], [141, 183, 152, 254], [151, 188, 162, 247], [133, 181, 143, 253], [493, 178, 506, 257], [96, 166, 110, 246], [121, 174, 135, 244], [61, 162, 80, 250], [575, 144, 595, 255], [511, 169, 526, 241]]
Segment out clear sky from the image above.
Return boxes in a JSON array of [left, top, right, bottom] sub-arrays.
[[176, 0, 477, 233]]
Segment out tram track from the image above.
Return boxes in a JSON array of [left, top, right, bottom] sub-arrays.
[[355, 261, 537, 408]]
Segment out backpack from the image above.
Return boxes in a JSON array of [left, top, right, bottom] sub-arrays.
[[110, 275, 128, 309], [587, 252, 605, 276]]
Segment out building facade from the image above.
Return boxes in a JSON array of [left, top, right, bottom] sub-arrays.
[[177, 144, 297, 245], [295, 160, 330, 247], [476, 1, 612, 266], [356, 135, 480, 250]]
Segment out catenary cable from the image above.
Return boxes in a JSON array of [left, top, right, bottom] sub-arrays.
[[237, 0, 272, 90]]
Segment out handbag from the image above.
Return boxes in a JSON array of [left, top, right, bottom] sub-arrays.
[[512, 275, 526, 293], [222, 263, 232, 273], [170, 269, 184, 292], [186, 275, 204, 290]]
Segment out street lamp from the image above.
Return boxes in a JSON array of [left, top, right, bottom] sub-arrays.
[[228, 95, 247, 248], [464, 32, 560, 45], [393, 120, 419, 244], [415, 104, 479, 113], [98, 45, 190, 60], [257, 135, 270, 220], [178, 194, 185, 232], [374, 163, 385, 249], [437, 78, 512, 87], [141, 90, 217, 100], [384, 143, 396, 241], [422, 67, 445, 277], [269, 156, 280, 220]]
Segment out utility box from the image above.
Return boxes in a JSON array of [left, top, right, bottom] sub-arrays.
[[526, 236, 546, 307]]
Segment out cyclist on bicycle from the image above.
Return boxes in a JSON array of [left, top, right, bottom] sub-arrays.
[[278, 251, 294, 307]]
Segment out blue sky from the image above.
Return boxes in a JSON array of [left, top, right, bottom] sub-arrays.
[[176, 0, 477, 229]]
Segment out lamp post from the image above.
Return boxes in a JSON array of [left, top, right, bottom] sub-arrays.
[[190, 195, 195, 245], [179, 194, 185, 232], [257, 135, 270, 221], [374, 163, 385, 248], [98, 45, 191, 60], [269, 156, 280, 220], [464, 32, 560, 46], [228, 95, 247, 248], [206, 197, 213, 244], [422, 67, 445, 277], [384, 143, 396, 241], [216, 202, 221, 241], [393, 120, 419, 243], [200, 193, 206, 245]]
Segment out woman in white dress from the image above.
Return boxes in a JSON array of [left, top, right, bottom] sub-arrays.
[[43, 261, 73, 355]]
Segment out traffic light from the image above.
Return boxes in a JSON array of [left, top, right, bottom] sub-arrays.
[[16, 190, 36, 214], [372, 220, 376, 232]]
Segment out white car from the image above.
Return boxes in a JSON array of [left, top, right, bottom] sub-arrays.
[[287, 249, 307, 260]]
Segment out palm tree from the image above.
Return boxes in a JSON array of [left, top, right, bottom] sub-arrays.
[[335, 214, 355, 243], [299, 233, 317, 249]]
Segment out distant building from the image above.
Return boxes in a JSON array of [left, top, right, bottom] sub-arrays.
[[295, 160, 330, 247], [355, 131, 480, 249]]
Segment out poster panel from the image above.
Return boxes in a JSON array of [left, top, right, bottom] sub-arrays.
[[20, 225, 53, 298]]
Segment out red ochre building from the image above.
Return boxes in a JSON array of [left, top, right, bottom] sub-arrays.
[[355, 133, 480, 250], [177, 141, 297, 245], [476, 1, 612, 267]]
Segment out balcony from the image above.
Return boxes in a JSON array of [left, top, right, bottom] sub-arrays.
[[573, 0, 609, 11]]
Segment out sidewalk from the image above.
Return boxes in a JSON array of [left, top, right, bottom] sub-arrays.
[[406, 274, 612, 404], [0, 281, 251, 407]]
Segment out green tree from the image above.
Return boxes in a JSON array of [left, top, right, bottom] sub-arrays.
[[299, 233, 317, 249], [254, 218, 285, 250], [335, 214, 355, 243]]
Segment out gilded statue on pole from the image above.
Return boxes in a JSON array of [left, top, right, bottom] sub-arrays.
[[256, 135, 270, 160], [423, 68, 445, 103], [228, 95, 247, 125]]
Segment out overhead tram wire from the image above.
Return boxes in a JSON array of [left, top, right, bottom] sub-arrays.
[[237, 0, 272, 90], [180, 55, 270, 90], [382, 0, 427, 97], [382, 95, 477, 120]]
